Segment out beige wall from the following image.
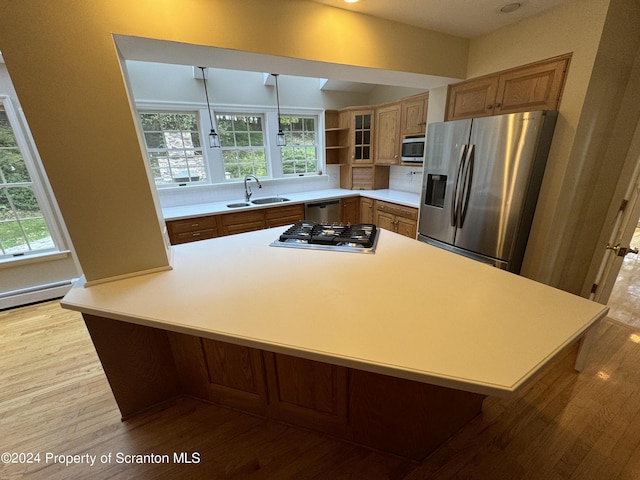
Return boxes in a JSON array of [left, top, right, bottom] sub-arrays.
[[0, 0, 469, 283], [466, 0, 640, 294]]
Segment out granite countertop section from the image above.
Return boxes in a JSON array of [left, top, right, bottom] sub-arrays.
[[162, 189, 421, 221]]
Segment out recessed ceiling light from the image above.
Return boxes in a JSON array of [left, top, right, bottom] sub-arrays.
[[344, 0, 360, 4], [500, 2, 521, 13]]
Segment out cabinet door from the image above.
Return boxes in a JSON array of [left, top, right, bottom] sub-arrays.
[[494, 57, 569, 115], [401, 94, 428, 135], [375, 104, 401, 165], [341, 196, 360, 224], [359, 197, 374, 224], [375, 209, 397, 232], [396, 216, 417, 239], [351, 110, 374, 164], [446, 76, 499, 120], [263, 352, 348, 435]]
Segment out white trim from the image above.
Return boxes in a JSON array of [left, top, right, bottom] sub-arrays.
[[0, 281, 75, 310], [82, 264, 173, 288], [0, 250, 71, 268]]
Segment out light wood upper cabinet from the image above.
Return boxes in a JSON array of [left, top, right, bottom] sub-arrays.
[[401, 93, 429, 135], [446, 54, 571, 121], [340, 109, 374, 164], [446, 77, 500, 120], [375, 103, 401, 165]]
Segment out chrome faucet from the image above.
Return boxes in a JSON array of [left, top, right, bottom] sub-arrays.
[[244, 174, 262, 202]]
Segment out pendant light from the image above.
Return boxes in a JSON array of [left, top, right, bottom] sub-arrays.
[[272, 73, 286, 147], [198, 66, 220, 148]]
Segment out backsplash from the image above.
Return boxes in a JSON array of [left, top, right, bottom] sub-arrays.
[[158, 165, 341, 208], [157, 164, 421, 208], [389, 165, 423, 194]]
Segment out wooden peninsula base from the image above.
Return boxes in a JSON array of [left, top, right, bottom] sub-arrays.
[[84, 314, 486, 462]]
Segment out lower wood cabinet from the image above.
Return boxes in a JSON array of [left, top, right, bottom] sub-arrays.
[[166, 215, 219, 245], [360, 197, 374, 224], [341, 196, 360, 224], [374, 200, 418, 238], [220, 210, 266, 236], [166, 203, 304, 245], [265, 204, 304, 228]]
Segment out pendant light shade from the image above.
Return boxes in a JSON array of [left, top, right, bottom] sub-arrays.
[[272, 73, 286, 147], [198, 67, 220, 148]]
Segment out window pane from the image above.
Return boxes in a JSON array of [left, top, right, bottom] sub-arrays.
[[139, 112, 205, 185], [144, 132, 164, 149], [0, 149, 30, 183], [280, 115, 318, 175], [216, 113, 267, 179], [0, 186, 53, 255]]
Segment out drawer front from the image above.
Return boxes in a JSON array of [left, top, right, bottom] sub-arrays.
[[376, 200, 418, 220], [169, 215, 218, 234], [221, 210, 265, 227], [174, 228, 218, 244], [265, 204, 304, 222]]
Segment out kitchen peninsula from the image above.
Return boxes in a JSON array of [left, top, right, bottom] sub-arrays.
[[61, 227, 608, 461]]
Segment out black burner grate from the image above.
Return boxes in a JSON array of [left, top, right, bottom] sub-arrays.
[[279, 221, 377, 248]]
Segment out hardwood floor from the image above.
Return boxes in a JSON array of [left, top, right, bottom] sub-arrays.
[[1, 301, 640, 479]]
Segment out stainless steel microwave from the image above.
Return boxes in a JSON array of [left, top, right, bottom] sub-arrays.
[[401, 136, 425, 162]]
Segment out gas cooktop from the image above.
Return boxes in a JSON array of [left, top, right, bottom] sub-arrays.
[[270, 221, 378, 253]]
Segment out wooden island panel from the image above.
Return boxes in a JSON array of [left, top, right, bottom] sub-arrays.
[[84, 314, 485, 462]]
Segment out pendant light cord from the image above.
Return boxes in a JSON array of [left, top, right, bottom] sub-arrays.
[[200, 67, 215, 129], [274, 73, 282, 129]]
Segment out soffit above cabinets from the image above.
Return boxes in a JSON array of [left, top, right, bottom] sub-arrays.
[[309, 0, 571, 38]]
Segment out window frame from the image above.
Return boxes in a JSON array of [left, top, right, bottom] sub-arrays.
[[136, 102, 325, 188], [0, 95, 66, 261], [138, 111, 207, 186]]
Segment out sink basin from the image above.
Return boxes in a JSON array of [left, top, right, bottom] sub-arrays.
[[251, 197, 290, 205], [226, 202, 250, 208]]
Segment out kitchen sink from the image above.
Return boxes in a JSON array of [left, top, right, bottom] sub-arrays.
[[251, 197, 289, 205], [226, 202, 250, 208]]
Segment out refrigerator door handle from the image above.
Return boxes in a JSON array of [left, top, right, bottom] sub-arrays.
[[458, 144, 475, 228], [451, 145, 468, 227]]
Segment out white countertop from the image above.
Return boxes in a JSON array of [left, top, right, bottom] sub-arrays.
[[162, 189, 421, 221], [61, 227, 608, 397]]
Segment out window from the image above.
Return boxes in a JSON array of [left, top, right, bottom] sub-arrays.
[[0, 101, 55, 258], [138, 108, 322, 186], [279, 116, 318, 175], [139, 113, 205, 185], [216, 114, 267, 179]]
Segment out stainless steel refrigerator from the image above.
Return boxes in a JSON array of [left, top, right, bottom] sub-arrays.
[[417, 110, 557, 273]]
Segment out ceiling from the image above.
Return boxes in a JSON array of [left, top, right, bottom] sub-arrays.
[[309, 0, 571, 39]]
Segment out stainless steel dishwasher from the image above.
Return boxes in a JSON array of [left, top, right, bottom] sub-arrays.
[[304, 199, 342, 224]]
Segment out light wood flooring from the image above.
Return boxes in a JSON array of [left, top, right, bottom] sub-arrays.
[[1, 301, 640, 479]]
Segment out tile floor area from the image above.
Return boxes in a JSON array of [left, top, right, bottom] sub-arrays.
[[607, 227, 640, 329]]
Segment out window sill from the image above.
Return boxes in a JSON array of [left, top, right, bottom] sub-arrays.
[[0, 250, 72, 269]]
